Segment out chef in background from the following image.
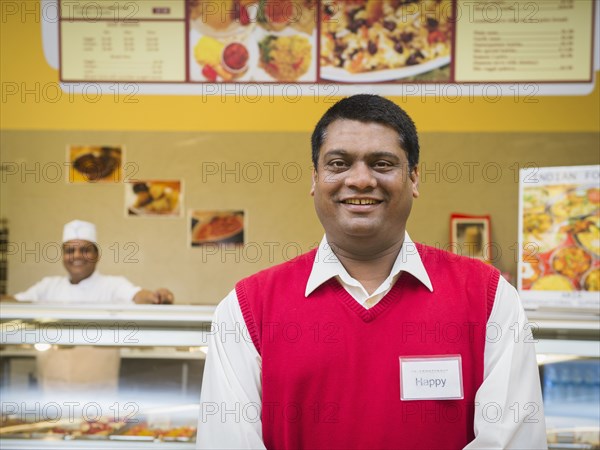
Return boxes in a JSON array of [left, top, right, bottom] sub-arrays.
[[1, 219, 175, 395], [3, 219, 174, 304]]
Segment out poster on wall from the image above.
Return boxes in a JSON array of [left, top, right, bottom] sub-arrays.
[[189, 210, 245, 247], [125, 180, 183, 217], [67, 145, 123, 183], [518, 165, 599, 309]]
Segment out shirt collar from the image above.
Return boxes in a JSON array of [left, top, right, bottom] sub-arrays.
[[305, 232, 433, 297], [69, 270, 100, 285]]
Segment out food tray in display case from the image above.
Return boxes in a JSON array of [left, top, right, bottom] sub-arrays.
[[0, 304, 215, 449], [0, 384, 200, 449]]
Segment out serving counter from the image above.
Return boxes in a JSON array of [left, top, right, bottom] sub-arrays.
[[0, 303, 216, 449], [1, 303, 599, 449]]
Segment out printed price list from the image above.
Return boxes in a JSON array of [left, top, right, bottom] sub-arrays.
[[454, 0, 594, 82], [60, 0, 186, 82]]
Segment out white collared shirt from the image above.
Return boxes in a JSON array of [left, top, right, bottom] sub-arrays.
[[14, 271, 141, 303], [197, 233, 547, 450]]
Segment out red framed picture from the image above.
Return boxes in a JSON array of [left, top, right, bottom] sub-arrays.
[[450, 214, 491, 262]]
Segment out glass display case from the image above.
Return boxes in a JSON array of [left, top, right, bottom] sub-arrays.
[[0, 303, 215, 449], [529, 310, 600, 450], [1, 303, 599, 449]]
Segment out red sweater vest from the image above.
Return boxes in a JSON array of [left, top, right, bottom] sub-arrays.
[[236, 243, 500, 450]]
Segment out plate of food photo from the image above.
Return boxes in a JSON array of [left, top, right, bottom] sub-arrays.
[[319, 0, 452, 82], [189, 0, 258, 39], [126, 181, 182, 217], [253, 29, 317, 82], [255, 0, 317, 35], [69, 145, 122, 183], [190, 30, 259, 82], [191, 211, 245, 246]]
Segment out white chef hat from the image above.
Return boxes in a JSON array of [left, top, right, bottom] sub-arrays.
[[62, 220, 97, 244]]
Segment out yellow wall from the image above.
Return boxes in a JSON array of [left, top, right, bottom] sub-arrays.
[[2, 130, 598, 303]]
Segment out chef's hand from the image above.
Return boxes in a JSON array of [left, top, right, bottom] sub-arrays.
[[155, 288, 174, 304], [133, 289, 174, 304]]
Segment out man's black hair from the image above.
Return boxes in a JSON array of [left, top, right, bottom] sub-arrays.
[[311, 94, 419, 170]]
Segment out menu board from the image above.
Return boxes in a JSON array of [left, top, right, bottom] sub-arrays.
[[59, 0, 595, 84], [518, 166, 600, 309]]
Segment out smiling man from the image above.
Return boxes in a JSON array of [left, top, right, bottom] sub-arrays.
[[198, 95, 547, 449], [6, 220, 173, 304]]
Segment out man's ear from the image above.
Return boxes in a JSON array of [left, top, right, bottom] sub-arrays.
[[410, 166, 420, 199], [93, 244, 100, 262], [310, 167, 317, 196]]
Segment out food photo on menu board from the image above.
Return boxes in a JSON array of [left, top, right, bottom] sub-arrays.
[[519, 165, 600, 308], [68, 145, 122, 183], [319, 0, 452, 82], [189, 0, 317, 82], [125, 180, 183, 217], [190, 210, 245, 247]]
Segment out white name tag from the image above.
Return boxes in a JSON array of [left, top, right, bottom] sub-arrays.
[[399, 355, 464, 401]]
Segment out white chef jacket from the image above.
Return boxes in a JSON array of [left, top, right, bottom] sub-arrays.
[[198, 233, 547, 450], [14, 271, 141, 303]]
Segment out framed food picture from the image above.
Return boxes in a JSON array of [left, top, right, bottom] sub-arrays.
[[518, 165, 599, 309], [190, 210, 245, 247], [450, 214, 491, 261], [125, 180, 183, 217], [67, 145, 122, 183]]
